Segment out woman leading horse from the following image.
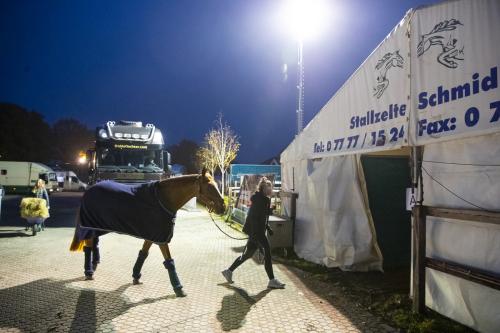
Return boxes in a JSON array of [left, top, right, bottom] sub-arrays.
[[70, 169, 225, 297]]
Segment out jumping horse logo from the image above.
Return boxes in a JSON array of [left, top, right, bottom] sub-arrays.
[[417, 19, 464, 69], [373, 51, 404, 99]]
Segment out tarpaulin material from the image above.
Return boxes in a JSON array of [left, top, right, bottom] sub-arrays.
[[281, 0, 499, 331], [422, 132, 500, 333], [281, 155, 382, 271], [280, 2, 413, 272], [410, 0, 500, 145], [79, 181, 176, 244], [283, 11, 411, 161]]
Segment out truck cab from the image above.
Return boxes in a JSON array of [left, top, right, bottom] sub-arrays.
[[88, 121, 170, 185]]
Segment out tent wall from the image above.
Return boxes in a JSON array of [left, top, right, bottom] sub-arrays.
[[281, 10, 411, 161], [409, 0, 500, 146], [281, 155, 382, 271], [422, 132, 500, 333], [281, 0, 499, 330], [280, 0, 412, 272]]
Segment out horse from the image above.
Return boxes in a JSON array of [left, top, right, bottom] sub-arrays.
[[373, 50, 404, 99], [416, 19, 464, 69], [69, 169, 225, 297]]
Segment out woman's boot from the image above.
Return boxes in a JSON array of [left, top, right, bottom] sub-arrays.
[[132, 250, 149, 284], [84, 247, 94, 280], [163, 259, 186, 297]]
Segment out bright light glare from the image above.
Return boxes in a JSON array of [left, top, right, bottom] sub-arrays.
[[280, 0, 330, 41], [77, 156, 87, 165]]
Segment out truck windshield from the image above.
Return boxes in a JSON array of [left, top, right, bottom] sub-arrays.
[[97, 148, 163, 172], [40, 173, 57, 182]]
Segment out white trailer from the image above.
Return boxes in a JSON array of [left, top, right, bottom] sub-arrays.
[[0, 161, 59, 194], [55, 171, 87, 191]]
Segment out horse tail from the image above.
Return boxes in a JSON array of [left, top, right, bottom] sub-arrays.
[[69, 209, 85, 252]]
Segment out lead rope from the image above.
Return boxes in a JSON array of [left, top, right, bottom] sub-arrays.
[[208, 211, 248, 240], [198, 177, 248, 241]]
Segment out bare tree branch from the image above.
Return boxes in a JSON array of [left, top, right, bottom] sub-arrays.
[[198, 113, 240, 194]]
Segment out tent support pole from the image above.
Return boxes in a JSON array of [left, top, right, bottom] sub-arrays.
[[412, 203, 426, 313], [411, 146, 426, 314]]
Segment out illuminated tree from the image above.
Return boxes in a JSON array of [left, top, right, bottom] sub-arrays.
[[199, 114, 240, 194], [196, 145, 217, 176]]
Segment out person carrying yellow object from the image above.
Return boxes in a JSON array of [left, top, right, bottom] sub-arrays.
[[33, 179, 50, 211]]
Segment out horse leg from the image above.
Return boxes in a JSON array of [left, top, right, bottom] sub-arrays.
[[91, 236, 100, 271], [132, 240, 153, 284], [160, 244, 186, 297], [84, 238, 94, 280]]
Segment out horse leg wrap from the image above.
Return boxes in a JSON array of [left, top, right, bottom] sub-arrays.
[[163, 259, 184, 295], [92, 237, 100, 270], [132, 250, 149, 280], [84, 247, 93, 277]]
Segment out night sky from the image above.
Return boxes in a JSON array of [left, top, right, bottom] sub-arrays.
[[0, 0, 436, 163]]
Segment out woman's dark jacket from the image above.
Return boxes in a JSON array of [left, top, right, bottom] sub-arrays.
[[242, 191, 272, 238]]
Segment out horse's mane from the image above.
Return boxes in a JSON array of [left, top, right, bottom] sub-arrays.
[[160, 174, 200, 185]]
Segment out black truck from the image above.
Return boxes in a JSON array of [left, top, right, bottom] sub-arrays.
[[87, 120, 171, 184]]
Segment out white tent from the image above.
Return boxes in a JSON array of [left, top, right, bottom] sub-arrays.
[[281, 1, 500, 332]]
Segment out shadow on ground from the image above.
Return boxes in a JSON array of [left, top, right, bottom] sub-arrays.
[[216, 283, 271, 331], [230, 246, 245, 253], [0, 229, 31, 238], [0, 277, 173, 332]]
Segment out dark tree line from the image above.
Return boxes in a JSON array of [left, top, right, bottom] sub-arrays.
[[0, 103, 93, 164], [1, 102, 201, 174], [167, 139, 200, 174]]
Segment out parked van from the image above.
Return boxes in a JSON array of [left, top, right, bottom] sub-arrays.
[[0, 161, 59, 194], [55, 171, 87, 191]]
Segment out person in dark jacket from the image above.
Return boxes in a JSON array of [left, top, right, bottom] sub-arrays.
[[222, 177, 285, 289]]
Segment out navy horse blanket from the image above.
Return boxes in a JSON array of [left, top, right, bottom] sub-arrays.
[[77, 180, 176, 243]]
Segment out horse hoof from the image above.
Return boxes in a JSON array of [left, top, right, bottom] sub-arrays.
[[85, 275, 94, 281], [133, 279, 142, 285], [174, 288, 187, 297]]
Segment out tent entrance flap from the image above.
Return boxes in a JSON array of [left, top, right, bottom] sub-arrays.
[[361, 155, 411, 268]]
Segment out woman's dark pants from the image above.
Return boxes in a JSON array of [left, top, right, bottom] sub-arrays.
[[229, 234, 274, 279]]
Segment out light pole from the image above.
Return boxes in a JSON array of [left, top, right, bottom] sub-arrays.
[[297, 39, 304, 134], [280, 0, 329, 135]]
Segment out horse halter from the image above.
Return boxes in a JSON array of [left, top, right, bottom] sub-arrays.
[[196, 175, 217, 213]]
